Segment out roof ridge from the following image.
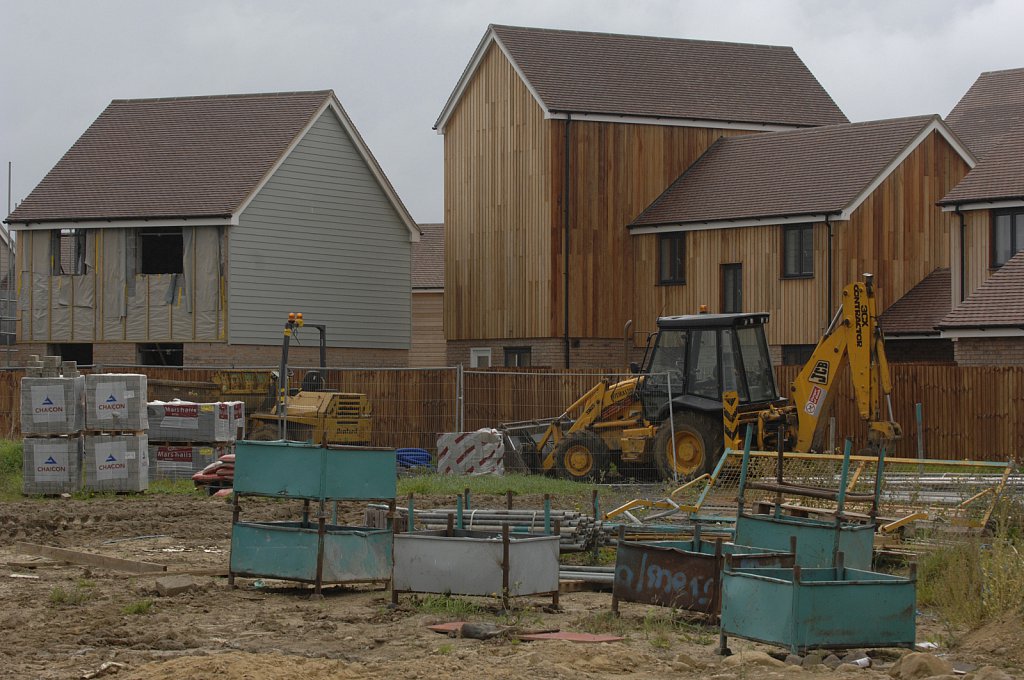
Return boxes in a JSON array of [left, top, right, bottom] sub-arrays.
[[111, 90, 333, 104], [489, 23, 794, 51], [712, 114, 937, 147], [979, 65, 1024, 76]]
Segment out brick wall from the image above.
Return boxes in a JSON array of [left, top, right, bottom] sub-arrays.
[[954, 337, 1024, 366], [883, 339, 954, 363]]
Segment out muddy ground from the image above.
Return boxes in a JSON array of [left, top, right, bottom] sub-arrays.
[[0, 493, 1019, 679]]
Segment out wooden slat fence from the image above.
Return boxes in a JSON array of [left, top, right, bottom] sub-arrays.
[[2, 363, 1021, 461]]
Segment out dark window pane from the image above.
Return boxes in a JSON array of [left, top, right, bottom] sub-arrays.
[[994, 214, 1013, 266], [801, 228, 814, 275], [782, 224, 813, 277], [720, 328, 747, 401], [1015, 214, 1024, 258], [687, 330, 719, 399], [659, 233, 685, 284], [138, 227, 184, 274], [722, 264, 741, 313], [738, 326, 776, 402]]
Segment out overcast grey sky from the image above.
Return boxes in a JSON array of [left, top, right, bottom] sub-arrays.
[[2, 0, 1022, 224]]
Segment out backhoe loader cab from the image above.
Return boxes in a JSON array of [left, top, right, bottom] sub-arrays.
[[503, 277, 897, 483], [638, 313, 780, 419]]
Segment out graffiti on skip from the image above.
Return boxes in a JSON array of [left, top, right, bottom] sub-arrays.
[[614, 551, 714, 607]]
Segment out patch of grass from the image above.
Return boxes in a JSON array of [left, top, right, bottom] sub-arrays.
[[411, 594, 483, 618], [122, 599, 154, 615], [146, 479, 202, 496], [918, 511, 1024, 630], [49, 584, 93, 606], [495, 608, 543, 629], [0, 439, 23, 500], [398, 473, 596, 500], [570, 611, 628, 636], [640, 609, 713, 645], [435, 643, 454, 655], [562, 546, 617, 567], [648, 634, 671, 649]]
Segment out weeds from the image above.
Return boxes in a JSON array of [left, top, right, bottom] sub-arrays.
[[570, 611, 628, 636], [0, 439, 22, 500], [411, 594, 482, 617], [145, 479, 202, 496], [122, 599, 154, 615], [641, 609, 713, 645], [398, 473, 595, 500], [435, 643, 453, 655], [918, 504, 1024, 630], [49, 583, 94, 606]]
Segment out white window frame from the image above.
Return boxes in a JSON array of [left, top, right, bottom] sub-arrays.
[[469, 347, 492, 368]]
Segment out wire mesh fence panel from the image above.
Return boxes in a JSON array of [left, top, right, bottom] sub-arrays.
[[694, 450, 1018, 534]]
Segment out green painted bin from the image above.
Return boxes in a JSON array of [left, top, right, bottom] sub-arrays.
[[734, 512, 874, 570], [720, 563, 916, 654], [230, 521, 392, 584], [233, 440, 396, 500]]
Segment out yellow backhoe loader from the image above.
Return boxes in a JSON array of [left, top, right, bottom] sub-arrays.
[[501, 276, 900, 481]]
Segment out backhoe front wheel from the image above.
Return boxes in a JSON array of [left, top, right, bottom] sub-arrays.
[[554, 431, 609, 482], [652, 412, 722, 483]]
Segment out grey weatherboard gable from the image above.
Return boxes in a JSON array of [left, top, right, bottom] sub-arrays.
[[231, 107, 411, 348]]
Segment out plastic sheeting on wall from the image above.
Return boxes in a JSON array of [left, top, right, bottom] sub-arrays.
[[72, 274, 96, 339], [50, 276, 72, 339], [125, 274, 147, 340], [21, 225, 227, 343], [194, 227, 223, 340], [101, 229, 126, 340], [30, 272, 48, 341]]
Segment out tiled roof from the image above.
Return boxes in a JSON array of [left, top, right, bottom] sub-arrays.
[[438, 25, 848, 130], [946, 67, 1024, 158], [412, 222, 444, 289], [939, 127, 1024, 205], [631, 116, 937, 227], [878, 268, 951, 336], [938, 251, 1024, 329], [7, 91, 331, 223]]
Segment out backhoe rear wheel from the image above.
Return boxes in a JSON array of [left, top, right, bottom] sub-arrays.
[[652, 411, 722, 483], [554, 431, 609, 482]]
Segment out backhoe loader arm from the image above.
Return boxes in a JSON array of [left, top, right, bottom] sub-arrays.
[[790, 276, 902, 452]]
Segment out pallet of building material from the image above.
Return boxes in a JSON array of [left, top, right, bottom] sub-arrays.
[[149, 443, 233, 480], [226, 401, 245, 439], [22, 436, 82, 495], [83, 434, 149, 493], [147, 401, 238, 442], [20, 375, 85, 435], [85, 374, 148, 432]]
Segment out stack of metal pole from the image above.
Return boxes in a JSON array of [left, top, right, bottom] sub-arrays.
[[368, 504, 595, 552]]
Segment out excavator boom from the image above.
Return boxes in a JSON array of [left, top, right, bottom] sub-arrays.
[[790, 276, 901, 452]]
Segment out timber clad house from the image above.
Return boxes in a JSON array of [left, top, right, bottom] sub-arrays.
[[410, 223, 446, 367], [632, 115, 974, 366], [934, 68, 1024, 365], [5, 91, 419, 367], [437, 24, 974, 369]]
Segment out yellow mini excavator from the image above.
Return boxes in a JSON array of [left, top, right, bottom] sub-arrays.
[[501, 276, 900, 481]]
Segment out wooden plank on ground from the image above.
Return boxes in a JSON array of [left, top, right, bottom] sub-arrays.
[[13, 542, 167, 574]]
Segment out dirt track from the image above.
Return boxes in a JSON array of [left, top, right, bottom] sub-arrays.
[[0, 494, 1019, 679]]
